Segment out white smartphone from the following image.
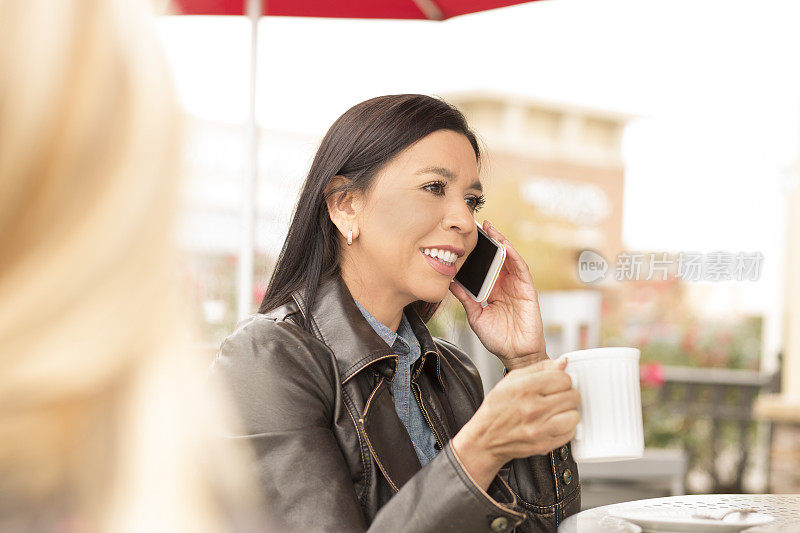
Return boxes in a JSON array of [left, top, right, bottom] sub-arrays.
[[453, 220, 506, 303]]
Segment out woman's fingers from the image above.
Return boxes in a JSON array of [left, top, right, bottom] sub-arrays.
[[547, 426, 578, 448], [524, 368, 573, 396], [449, 280, 482, 319], [545, 409, 581, 438], [470, 357, 581, 463], [541, 388, 581, 419], [482, 220, 534, 285]]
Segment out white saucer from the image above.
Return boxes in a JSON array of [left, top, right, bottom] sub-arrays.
[[607, 508, 775, 532]]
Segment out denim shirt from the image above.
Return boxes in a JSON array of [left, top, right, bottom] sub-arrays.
[[353, 299, 440, 466]]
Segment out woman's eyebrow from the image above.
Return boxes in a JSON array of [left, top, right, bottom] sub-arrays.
[[415, 165, 483, 192]]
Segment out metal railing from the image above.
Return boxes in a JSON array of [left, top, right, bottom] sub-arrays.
[[651, 365, 780, 493]]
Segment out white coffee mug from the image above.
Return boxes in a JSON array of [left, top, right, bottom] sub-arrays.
[[556, 347, 644, 463]]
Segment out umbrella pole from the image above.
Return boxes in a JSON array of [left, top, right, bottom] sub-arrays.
[[237, 0, 261, 322]]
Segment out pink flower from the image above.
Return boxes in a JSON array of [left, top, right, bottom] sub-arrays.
[[640, 361, 665, 388]]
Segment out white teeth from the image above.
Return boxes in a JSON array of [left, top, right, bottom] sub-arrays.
[[422, 248, 456, 265]]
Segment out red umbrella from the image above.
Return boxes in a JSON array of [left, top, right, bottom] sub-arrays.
[[173, 0, 539, 20], [169, 0, 542, 321]]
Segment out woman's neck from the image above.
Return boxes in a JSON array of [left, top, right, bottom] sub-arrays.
[[340, 263, 410, 333]]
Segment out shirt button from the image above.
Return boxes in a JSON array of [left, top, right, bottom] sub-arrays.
[[559, 445, 569, 461], [563, 468, 573, 485], [490, 516, 509, 532]]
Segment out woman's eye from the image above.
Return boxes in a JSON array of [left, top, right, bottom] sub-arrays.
[[423, 181, 446, 195], [467, 195, 487, 212], [424, 181, 485, 212]]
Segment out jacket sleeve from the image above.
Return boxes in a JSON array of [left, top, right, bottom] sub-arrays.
[[434, 338, 582, 531], [208, 317, 528, 533]]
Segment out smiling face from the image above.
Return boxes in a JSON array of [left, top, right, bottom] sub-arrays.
[[335, 129, 484, 309]]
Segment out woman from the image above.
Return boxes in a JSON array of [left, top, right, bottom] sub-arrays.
[[210, 94, 582, 532], [0, 0, 262, 531]]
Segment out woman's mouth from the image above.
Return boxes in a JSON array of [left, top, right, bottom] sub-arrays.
[[420, 248, 457, 276]]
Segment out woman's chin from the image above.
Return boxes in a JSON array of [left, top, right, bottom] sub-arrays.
[[414, 280, 452, 303]]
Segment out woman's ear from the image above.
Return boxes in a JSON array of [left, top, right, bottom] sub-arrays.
[[324, 176, 362, 242]]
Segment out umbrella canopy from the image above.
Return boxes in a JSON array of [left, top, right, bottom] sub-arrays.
[[172, 0, 539, 20]]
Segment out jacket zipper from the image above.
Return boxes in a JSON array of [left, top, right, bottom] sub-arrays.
[[410, 379, 443, 450]]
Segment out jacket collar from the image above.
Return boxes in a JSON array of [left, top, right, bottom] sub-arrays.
[[291, 274, 445, 389]]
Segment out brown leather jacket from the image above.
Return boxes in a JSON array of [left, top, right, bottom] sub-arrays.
[[209, 274, 580, 532]]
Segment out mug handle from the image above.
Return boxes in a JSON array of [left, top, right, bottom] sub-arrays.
[[565, 370, 583, 441]]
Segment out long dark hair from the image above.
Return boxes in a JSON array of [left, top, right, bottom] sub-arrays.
[[259, 94, 481, 332]]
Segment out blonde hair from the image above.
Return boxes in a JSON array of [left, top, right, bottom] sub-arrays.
[[0, 0, 257, 530]]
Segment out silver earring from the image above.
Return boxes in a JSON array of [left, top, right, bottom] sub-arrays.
[[347, 229, 353, 245]]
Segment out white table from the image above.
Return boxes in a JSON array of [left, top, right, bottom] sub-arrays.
[[558, 494, 800, 532]]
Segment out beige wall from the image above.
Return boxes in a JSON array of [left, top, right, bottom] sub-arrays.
[[445, 91, 631, 287], [487, 154, 626, 263]]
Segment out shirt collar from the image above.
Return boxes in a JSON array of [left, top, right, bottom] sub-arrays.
[[353, 298, 399, 348], [354, 299, 421, 362], [290, 274, 445, 389]]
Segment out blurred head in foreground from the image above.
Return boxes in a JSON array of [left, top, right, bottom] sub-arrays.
[[0, 0, 258, 531]]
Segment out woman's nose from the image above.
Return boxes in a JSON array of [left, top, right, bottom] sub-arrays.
[[442, 200, 474, 233]]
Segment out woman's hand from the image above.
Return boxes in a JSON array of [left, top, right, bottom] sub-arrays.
[[451, 358, 580, 490], [449, 220, 547, 371]]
